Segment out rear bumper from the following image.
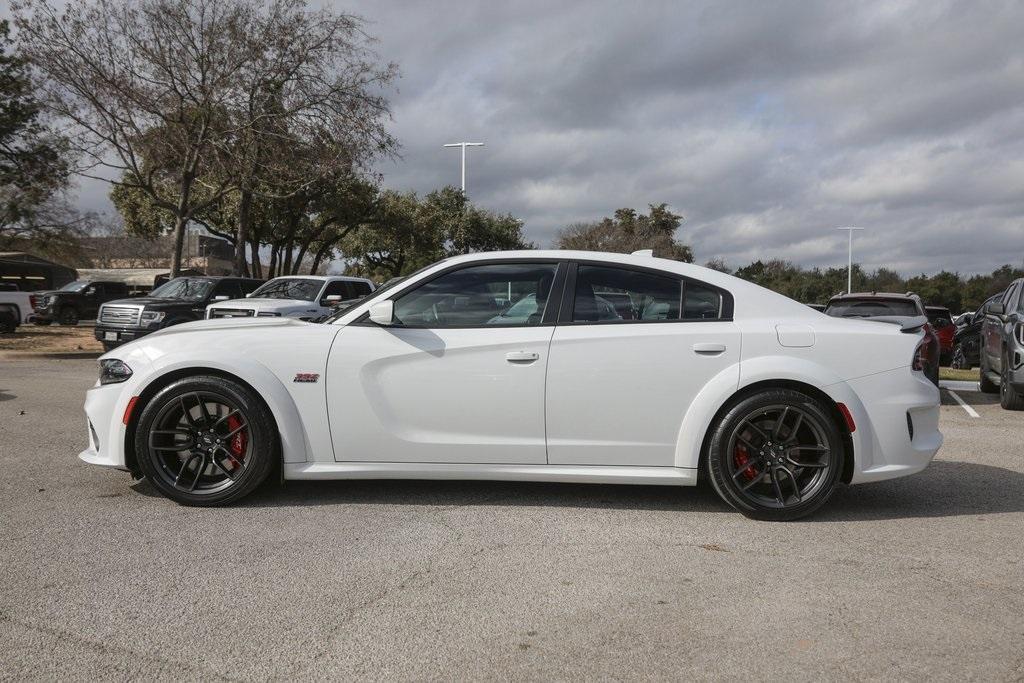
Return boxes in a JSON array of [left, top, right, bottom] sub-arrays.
[[842, 367, 942, 484]]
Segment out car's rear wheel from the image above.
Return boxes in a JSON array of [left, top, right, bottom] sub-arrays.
[[58, 307, 78, 325], [134, 375, 277, 505], [1000, 353, 1024, 410], [706, 389, 844, 521]]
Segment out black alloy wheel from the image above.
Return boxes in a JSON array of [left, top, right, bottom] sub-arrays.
[[135, 376, 277, 505], [58, 307, 79, 325], [707, 389, 844, 521]]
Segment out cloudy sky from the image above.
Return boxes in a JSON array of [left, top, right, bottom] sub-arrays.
[[67, 0, 1024, 274]]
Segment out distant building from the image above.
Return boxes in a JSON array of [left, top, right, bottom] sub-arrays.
[[0, 252, 78, 291]]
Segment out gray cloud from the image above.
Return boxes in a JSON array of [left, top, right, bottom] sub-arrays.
[[43, 0, 1024, 274]]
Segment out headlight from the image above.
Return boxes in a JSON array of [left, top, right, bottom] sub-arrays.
[[99, 358, 133, 385], [257, 312, 281, 317], [140, 311, 165, 326]]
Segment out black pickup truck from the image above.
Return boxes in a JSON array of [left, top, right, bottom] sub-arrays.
[[94, 276, 263, 351], [32, 280, 131, 326]]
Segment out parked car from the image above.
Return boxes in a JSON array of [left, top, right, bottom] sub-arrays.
[[823, 292, 940, 385], [94, 276, 263, 352], [205, 275, 374, 321], [926, 306, 955, 365], [80, 250, 942, 521], [950, 294, 999, 369], [0, 290, 36, 333], [31, 280, 131, 326], [979, 278, 1024, 409]]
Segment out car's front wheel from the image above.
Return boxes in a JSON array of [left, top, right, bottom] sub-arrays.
[[706, 389, 844, 521], [134, 375, 277, 505], [58, 307, 79, 325]]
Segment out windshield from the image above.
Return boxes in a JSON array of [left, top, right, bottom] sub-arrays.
[[150, 278, 215, 301], [59, 281, 90, 292], [825, 299, 920, 318], [251, 278, 323, 301]]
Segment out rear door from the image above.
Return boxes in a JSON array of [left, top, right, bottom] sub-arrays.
[[986, 283, 1020, 372], [546, 262, 740, 467]]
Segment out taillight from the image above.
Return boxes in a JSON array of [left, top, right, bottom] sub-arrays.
[[29, 295, 37, 308], [913, 337, 935, 372]]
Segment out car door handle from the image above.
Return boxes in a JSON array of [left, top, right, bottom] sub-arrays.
[[692, 343, 727, 355], [505, 351, 540, 363]]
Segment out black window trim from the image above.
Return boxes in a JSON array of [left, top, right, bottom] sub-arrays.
[[352, 258, 569, 329], [557, 259, 734, 326]]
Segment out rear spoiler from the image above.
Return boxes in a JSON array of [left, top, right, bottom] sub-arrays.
[[862, 315, 928, 333]]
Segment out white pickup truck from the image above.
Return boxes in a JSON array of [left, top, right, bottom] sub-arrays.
[[0, 289, 36, 333], [205, 275, 375, 321]]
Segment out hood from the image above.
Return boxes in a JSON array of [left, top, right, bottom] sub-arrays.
[[146, 316, 310, 339], [208, 297, 318, 310], [104, 296, 193, 308]]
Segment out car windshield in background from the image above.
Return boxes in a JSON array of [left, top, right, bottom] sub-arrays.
[[59, 281, 90, 292], [825, 299, 920, 318], [251, 278, 322, 301], [150, 278, 215, 301]]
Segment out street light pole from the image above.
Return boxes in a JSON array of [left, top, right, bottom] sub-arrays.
[[836, 227, 864, 293], [443, 142, 484, 193]]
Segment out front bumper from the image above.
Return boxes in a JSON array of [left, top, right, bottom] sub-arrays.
[[79, 380, 132, 469], [843, 367, 942, 484], [94, 324, 155, 345]]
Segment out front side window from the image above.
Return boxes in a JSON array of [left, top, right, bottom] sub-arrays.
[[251, 278, 323, 301], [572, 265, 722, 323], [393, 263, 558, 327]]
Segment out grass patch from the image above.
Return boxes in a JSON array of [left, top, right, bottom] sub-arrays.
[[939, 367, 977, 382]]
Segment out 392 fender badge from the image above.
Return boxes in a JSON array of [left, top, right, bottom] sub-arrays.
[[293, 373, 320, 383]]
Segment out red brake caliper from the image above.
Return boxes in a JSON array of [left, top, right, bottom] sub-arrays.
[[226, 414, 247, 469], [734, 445, 758, 481]]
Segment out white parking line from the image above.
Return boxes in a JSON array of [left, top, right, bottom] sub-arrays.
[[946, 390, 980, 418]]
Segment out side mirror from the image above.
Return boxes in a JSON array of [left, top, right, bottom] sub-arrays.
[[213, 295, 231, 301], [322, 294, 343, 305], [368, 300, 395, 326], [986, 301, 1006, 316]]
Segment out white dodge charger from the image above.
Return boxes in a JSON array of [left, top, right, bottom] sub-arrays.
[[80, 250, 942, 520]]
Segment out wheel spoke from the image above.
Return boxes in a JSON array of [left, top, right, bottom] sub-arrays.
[[222, 422, 248, 440], [788, 444, 828, 453], [784, 413, 804, 444], [209, 453, 238, 481], [740, 470, 767, 491], [772, 406, 790, 440], [213, 445, 244, 470], [732, 457, 766, 481], [149, 429, 194, 451], [741, 419, 770, 443], [188, 454, 207, 492], [174, 453, 200, 486], [179, 396, 199, 428], [786, 456, 827, 469], [736, 434, 758, 451], [194, 393, 213, 425], [770, 468, 786, 505], [778, 466, 802, 502], [211, 409, 242, 431]]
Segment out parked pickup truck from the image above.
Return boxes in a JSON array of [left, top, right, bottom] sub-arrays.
[[0, 290, 36, 333], [32, 280, 131, 326], [206, 275, 374, 321], [94, 276, 263, 351], [979, 277, 1024, 410]]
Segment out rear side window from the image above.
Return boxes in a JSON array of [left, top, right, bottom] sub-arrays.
[[350, 281, 372, 297], [572, 265, 723, 323]]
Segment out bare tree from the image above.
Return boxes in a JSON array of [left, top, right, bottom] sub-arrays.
[[13, 0, 397, 276]]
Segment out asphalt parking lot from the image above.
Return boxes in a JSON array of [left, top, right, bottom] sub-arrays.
[[1, 357, 1022, 681]]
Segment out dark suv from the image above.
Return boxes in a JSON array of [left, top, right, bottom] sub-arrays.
[[32, 280, 131, 326], [979, 278, 1024, 409], [824, 292, 940, 385], [94, 276, 262, 351]]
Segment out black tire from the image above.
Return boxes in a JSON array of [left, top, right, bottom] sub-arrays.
[[58, 307, 79, 325], [1000, 353, 1024, 410], [134, 375, 278, 506], [950, 345, 968, 370], [706, 389, 844, 521], [979, 354, 999, 394]]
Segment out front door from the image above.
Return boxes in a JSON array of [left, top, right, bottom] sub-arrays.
[[327, 261, 562, 464], [546, 263, 740, 467]]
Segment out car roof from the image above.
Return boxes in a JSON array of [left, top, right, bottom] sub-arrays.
[[263, 275, 369, 282]]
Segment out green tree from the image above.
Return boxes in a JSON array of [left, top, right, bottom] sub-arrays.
[[555, 204, 693, 261]]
